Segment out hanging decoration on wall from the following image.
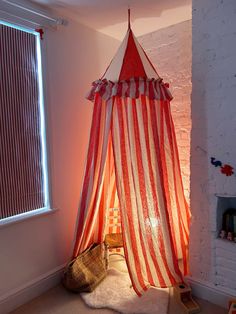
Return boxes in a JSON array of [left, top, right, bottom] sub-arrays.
[[210, 157, 234, 176], [221, 164, 234, 176]]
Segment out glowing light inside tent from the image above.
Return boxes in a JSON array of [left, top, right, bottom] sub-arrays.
[[145, 217, 159, 228]]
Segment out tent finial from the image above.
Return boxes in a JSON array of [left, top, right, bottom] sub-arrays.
[[128, 7, 131, 30]]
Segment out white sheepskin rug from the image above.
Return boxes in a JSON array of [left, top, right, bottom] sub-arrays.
[[81, 267, 169, 314]]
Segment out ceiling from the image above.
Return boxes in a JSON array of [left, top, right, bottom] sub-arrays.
[[30, 0, 192, 40]]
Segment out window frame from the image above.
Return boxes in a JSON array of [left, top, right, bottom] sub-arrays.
[[0, 20, 53, 227]]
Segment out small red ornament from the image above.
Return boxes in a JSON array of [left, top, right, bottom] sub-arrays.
[[221, 164, 234, 176], [164, 82, 170, 88], [35, 28, 44, 40]]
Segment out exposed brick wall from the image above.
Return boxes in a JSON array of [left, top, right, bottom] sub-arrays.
[[191, 0, 236, 290], [139, 20, 192, 201]]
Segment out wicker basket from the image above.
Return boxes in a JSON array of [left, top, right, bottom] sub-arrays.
[[62, 243, 106, 293]]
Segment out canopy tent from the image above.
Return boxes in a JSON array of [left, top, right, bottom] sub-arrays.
[[73, 21, 191, 296]]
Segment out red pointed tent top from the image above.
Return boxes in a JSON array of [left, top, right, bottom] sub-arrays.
[[101, 28, 160, 82], [87, 25, 172, 102]]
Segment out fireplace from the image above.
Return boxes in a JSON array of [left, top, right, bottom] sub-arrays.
[[214, 195, 236, 291], [216, 195, 236, 242]]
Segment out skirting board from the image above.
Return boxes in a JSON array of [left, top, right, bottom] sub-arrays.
[[186, 276, 236, 309], [0, 263, 66, 314]]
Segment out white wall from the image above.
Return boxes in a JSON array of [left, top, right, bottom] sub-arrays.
[[139, 20, 192, 201], [191, 0, 236, 295], [0, 15, 120, 312]]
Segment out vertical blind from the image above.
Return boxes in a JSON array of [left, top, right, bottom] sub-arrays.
[[0, 23, 46, 219]]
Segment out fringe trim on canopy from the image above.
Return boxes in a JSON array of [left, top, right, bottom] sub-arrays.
[[86, 77, 173, 102]]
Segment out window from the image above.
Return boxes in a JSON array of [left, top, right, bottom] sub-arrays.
[[0, 21, 50, 223]]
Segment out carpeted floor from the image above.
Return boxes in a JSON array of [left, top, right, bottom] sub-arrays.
[[11, 256, 227, 314], [11, 284, 227, 314]]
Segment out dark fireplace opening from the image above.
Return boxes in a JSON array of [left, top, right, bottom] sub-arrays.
[[220, 208, 236, 241], [216, 195, 236, 242]]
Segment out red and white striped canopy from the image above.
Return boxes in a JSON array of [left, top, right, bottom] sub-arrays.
[[73, 27, 191, 296], [102, 28, 159, 81]]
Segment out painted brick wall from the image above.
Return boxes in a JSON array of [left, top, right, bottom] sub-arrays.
[[191, 0, 236, 291], [139, 20, 192, 201]]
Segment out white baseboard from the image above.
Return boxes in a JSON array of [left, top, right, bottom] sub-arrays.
[[0, 263, 66, 314], [186, 276, 236, 309]]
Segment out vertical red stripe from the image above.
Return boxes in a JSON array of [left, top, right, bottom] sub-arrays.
[[139, 96, 179, 285], [112, 97, 148, 294], [163, 102, 190, 274], [149, 99, 183, 281], [131, 100, 166, 287], [73, 97, 112, 257], [159, 100, 179, 259], [119, 30, 147, 80]]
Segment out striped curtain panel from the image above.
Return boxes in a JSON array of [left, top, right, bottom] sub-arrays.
[[111, 96, 190, 294], [73, 95, 114, 252], [73, 91, 191, 295], [0, 24, 45, 219]]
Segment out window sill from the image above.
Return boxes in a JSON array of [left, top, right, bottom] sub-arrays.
[[0, 207, 58, 229]]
